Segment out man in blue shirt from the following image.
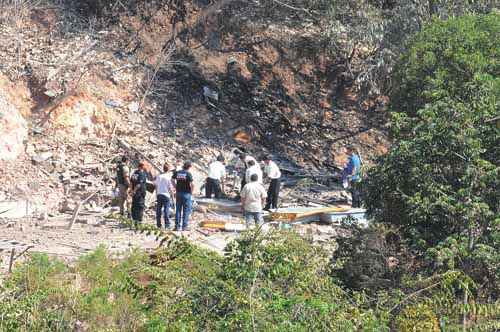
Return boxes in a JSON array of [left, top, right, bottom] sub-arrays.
[[342, 146, 362, 208]]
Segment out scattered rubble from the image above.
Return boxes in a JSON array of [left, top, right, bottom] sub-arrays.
[[0, 1, 382, 271]]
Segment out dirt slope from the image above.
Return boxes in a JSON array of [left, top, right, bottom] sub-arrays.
[[0, 1, 390, 211], [0, 0, 390, 270], [119, 0, 391, 168]]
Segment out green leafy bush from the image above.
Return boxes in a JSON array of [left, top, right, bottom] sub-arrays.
[[188, 229, 387, 331], [0, 254, 73, 331], [2, 228, 498, 331], [395, 303, 440, 332], [365, 13, 499, 246], [0, 231, 392, 331], [362, 12, 499, 326], [331, 224, 408, 291], [392, 13, 499, 119]]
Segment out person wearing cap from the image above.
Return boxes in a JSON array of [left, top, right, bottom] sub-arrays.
[[235, 153, 258, 191], [206, 155, 226, 199], [245, 159, 263, 184], [130, 161, 148, 225], [342, 146, 362, 208], [241, 173, 267, 227], [172, 161, 194, 231], [263, 155, 281, 210], [155, 162, 175, 229]]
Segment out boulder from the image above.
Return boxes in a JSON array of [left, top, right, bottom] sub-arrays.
[[32, 151, 53, 164], [49, 94, 113, 139], [0, 200, 33, 219], [0, 94, 28, 160]]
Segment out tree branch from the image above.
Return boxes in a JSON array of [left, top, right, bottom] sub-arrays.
[[389, 282, 442, 313], [269, 0, 312, 16]]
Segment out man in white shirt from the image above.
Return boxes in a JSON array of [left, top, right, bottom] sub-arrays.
[[239, 154, 258, 169], [263, 155, 281, 210], [155, 163, 175, 229], [245, 159, 263, 184], [241, 173, 267, 226], [205, 155, 226, 199], [235, 152, 259, 190]]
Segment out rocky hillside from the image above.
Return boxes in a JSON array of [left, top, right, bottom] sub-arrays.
[[116, 0, 391, 167], [0, 0, 390, 211]]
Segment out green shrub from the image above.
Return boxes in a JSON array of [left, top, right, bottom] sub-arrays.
[[3, 229, 496, 331], [365, 13, 499, 246], [331, 224, 408, 291], [186, 229, 390, 331], [395, 303, 440, 332], [0, 254, 73, 331], [392, 13, 499, 119], [362, 12, 499, 327]]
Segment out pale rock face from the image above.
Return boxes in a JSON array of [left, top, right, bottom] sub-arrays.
[[49, 96, 113, 139], [0, 93, 28, 161]]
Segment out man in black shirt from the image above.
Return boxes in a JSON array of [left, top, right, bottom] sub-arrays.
[[130, 161, 148, 225], [172, 161, 195, 231]]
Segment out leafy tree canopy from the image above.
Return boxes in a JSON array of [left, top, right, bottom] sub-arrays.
[[363, 13, 499, 297], [392, 12, 499, 117], [366, 13, 499, 242]]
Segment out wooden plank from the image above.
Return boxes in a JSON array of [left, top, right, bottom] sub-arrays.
[[0, 239, 31, 250], [67, 189, 100, 229], [0, 200, 32, 219], [201, 223, 227, 229], [270, 206, 349, 222]]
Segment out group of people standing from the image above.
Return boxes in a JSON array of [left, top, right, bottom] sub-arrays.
[[115, 146, 362, 231], [204, 151, 282, 227], [115, 157, 195, 232]]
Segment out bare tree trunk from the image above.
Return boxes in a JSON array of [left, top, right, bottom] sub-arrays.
[[427, 0, 438, 17], [462, 220, 475, 331], [428, 0, 438, 16]]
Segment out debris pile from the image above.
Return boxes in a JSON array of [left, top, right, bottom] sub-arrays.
[[0, 1, 384, 264]]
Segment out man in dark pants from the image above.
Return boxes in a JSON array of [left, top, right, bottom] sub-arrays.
[[236, 153, 258, 192], [241, 173, 267, 227], [342, 146, 362, 208], [115, 156, 130, 217], [155, 162, 175, 229], [172, 161, 195, 231], [263, 155, 281, 210], [205, 155, 226, 199], [238, 153, 248, 191], [130, 161, 148, 225]]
